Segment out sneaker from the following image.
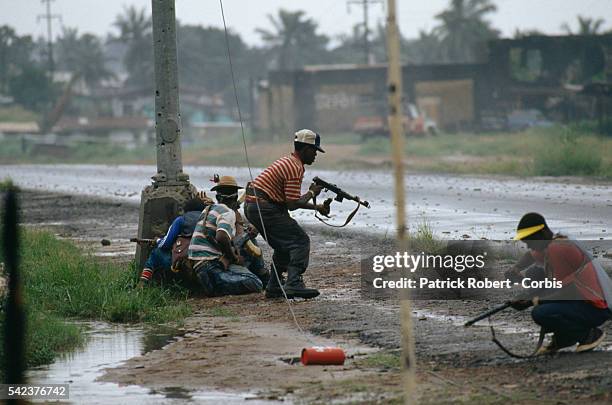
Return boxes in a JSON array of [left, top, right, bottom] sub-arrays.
[[576, 328, 605, 353], [536, 335, 574, 355]]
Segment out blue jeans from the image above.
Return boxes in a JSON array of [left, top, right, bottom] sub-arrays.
[[144, 247, 172, 273], [195, 260, 263, 296], [241, 239, 269, 286], [531, 301, 611, 347]]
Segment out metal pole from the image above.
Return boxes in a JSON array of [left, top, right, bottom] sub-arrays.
[[135, 0, 195, 270], [386, 0, 416, 403], [151, 0, 188, 185], [363, 0, 370, 64]]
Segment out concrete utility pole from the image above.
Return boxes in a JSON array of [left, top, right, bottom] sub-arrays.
[[135, 0, 195, 270], [37, 0, 61, 75], [386, 0, 416, 403], [347, 0, 383, 64]]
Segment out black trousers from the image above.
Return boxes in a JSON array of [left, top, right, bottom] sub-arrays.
[[244, 201, 310, 283]]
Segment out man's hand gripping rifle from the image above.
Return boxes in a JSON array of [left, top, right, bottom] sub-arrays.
[[311, 176, 370, 228]]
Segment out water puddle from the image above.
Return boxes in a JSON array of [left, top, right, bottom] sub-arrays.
[[27, 321, 270, 404]]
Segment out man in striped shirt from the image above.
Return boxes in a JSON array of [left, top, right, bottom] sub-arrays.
[[245, 129, 330, 299], [188, 176, 262, 296]]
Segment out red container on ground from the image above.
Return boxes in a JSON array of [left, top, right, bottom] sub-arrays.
[[301, 347, 346, 365]]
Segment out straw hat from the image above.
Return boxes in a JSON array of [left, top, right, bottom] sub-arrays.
[[211, 175, 243, 191]]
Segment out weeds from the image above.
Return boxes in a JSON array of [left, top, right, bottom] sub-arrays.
[[13, 230, 192, 323], [0, 229, 192, 375], [0, 178, 17, 191], [533, 132, 602, 176]]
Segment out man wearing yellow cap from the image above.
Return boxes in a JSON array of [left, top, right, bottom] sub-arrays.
[[508, 213, 612, 354]]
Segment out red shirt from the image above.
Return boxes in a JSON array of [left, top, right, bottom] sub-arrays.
[[252, 153, 305, 203], [531, 240, 607, 309]]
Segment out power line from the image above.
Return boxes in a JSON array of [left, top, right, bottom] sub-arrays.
[[37, 0, 62, 75], [347, 0, 383, 64]]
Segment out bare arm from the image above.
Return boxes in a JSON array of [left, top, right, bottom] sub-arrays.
[[286, 183, 329, 215], [216, 230, 238, 266]]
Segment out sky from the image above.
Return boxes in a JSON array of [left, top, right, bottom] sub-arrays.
[[2, 0, 612, 47]]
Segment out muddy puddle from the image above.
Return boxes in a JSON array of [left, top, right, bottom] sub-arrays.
[[27, 321, 269, 404]]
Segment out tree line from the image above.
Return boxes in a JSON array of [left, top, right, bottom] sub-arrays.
[[0, 0, 608, 116]]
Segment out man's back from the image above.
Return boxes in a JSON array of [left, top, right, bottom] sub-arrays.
[[188, 203, 236, 261]]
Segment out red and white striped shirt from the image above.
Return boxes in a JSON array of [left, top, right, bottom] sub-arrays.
[[252, 153, 304, 202]]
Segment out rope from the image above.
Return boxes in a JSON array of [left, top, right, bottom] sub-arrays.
[[218, 0, 316, 345]]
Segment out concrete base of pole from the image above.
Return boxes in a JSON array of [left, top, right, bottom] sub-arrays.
[[134, 181, 197, 271]]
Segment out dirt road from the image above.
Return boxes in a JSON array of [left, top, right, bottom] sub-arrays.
[[10, 188, 612, 404]]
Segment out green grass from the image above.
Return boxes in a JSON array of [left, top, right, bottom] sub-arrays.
[[2, 123, 611, 179], [356, 351, 401, 369], [356, 125, 612, 178], [533, 131, 603, 176], [0, 311, 84, 379], [0, 178, 17, 191], [0, 229, 192, 375], [0, 106, 40, 123], [13, 230, 191, 323]]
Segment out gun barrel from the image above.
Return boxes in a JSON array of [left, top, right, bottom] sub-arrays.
[[464, 302, 511, 327], [313, 177, 370, 208], [130, 238, 157, 244]]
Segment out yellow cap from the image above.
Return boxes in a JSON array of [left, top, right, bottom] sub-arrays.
[[514, 224, 545, 240]]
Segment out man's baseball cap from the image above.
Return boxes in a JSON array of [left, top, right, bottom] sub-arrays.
[[294, 129, 325, 153], [514, 212, 547, 240]]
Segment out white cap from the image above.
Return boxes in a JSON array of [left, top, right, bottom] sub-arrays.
[[294, 129, 325, 153]]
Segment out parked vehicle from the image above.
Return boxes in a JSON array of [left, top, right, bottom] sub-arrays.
[[353, 103, 437, 137]]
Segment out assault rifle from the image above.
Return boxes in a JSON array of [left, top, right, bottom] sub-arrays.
[[464, 301, 512, 327], [312, 177, 370, 208]]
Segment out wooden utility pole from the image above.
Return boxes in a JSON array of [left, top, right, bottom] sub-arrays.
[[135, 0, 195, 270], [386, 0, 416, 403], [347, 0, 383, 64], [37, 0, 61, 75]]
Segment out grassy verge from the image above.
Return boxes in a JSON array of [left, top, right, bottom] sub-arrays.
[[0, 229, 192, 377], [1, 124, 610, 179]]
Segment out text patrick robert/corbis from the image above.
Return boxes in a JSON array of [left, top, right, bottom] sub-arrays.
[[370, 252, 562, 290]]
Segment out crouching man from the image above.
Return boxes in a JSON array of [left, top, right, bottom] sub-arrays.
[[507, 212, 612, 354], [188, 176, 263, 296]]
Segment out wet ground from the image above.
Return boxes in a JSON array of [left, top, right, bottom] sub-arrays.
[[4, 174, 612, 403], [2, 164, 612, 239]]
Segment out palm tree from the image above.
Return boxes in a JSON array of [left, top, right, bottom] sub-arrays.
[[256, 9, 329, 70], [404, 29, 443, 64], [56, 27, 113, 87], [112, 6, 153, 87], [433, 0, 500, 63], [561, 16, 606, 35]]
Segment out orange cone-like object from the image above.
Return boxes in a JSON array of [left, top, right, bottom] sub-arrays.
[[301, 347, 346, 366]]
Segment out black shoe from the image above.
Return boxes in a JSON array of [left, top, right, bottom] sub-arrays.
[[265, 272, 285, 299], [284, 276, 320, 299], [576, 328, 605, 353]]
